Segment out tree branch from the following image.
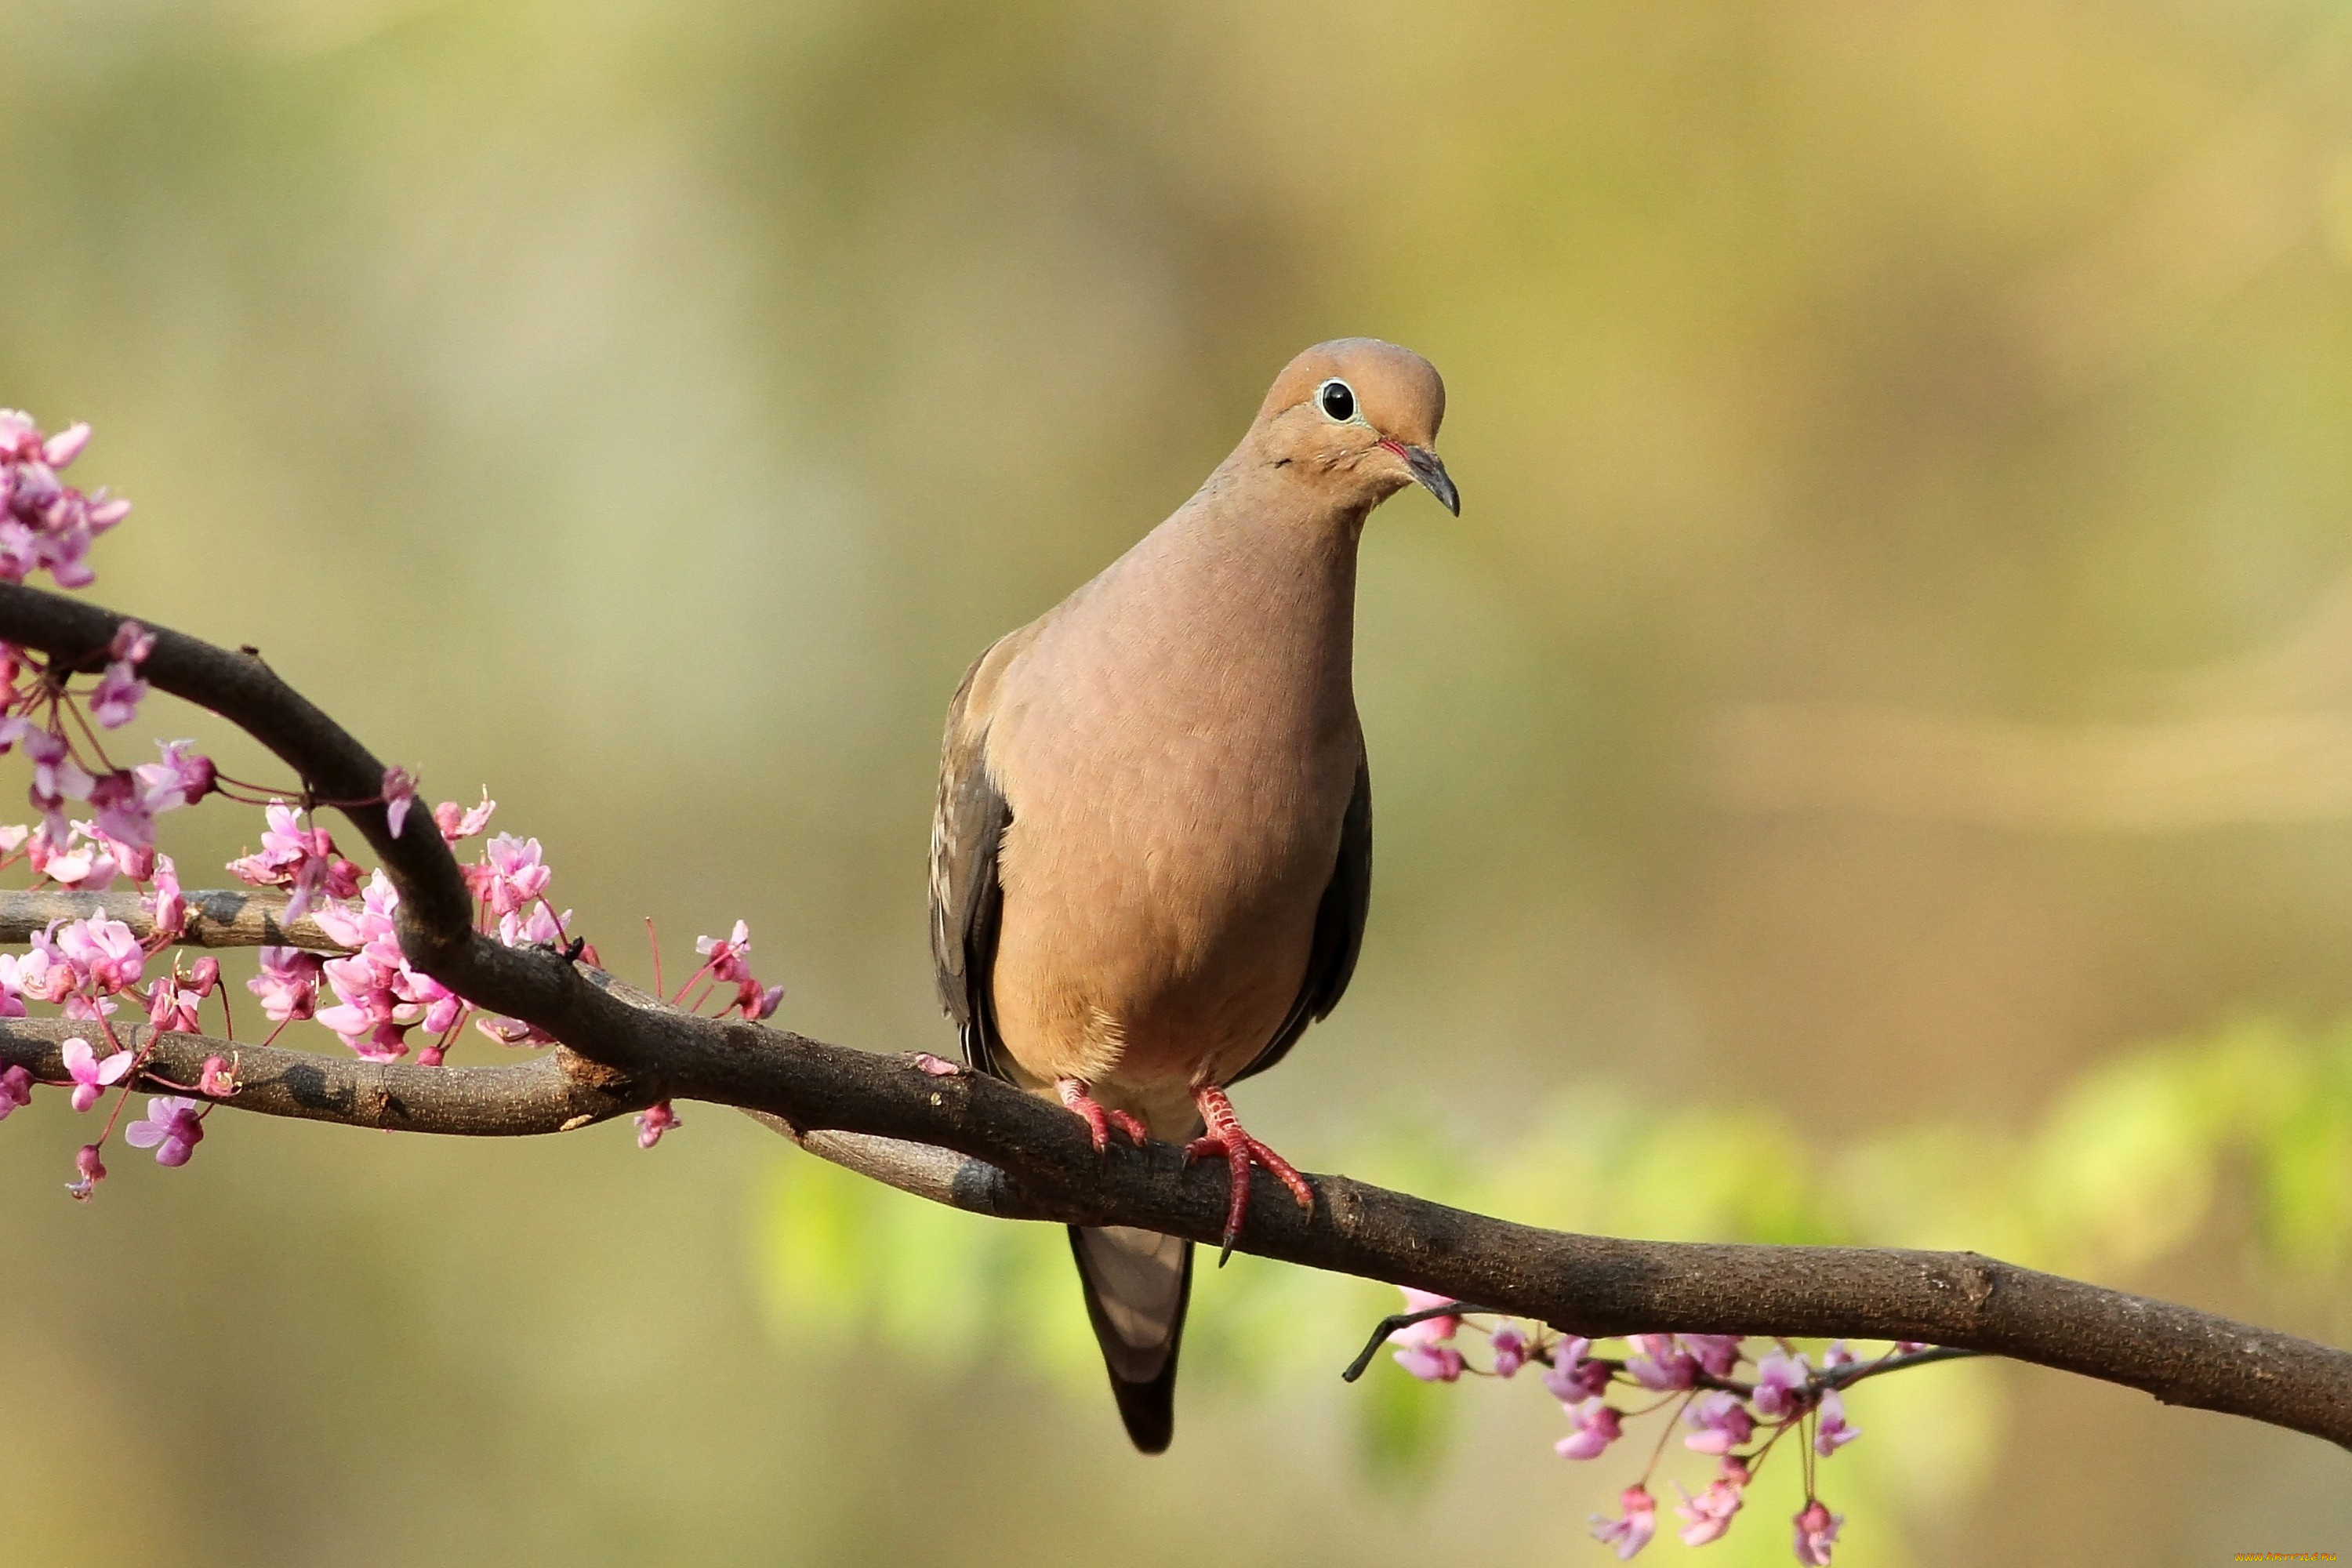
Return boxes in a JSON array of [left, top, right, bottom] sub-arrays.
[[4, 580, 2349, 1452]]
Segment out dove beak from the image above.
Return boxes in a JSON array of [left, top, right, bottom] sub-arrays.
[[1382, 440, 1460, 516]]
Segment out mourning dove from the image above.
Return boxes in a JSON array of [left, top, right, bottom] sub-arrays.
[[930, 338, 1457, 1453]]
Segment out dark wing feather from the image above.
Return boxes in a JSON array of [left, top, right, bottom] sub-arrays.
[[929, 650, 1012, 1080], [1230, 758, 1372, 1086]]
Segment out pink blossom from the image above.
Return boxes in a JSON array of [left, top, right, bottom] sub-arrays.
[[1554, 1397, 1623, 1460], [1541, 1334, 1612, 1402], [382, 767, 416, 838], [1813, 1389, 1860, 1454], [89, 637, 149, 728], [1392, 1343, 1465, 1382], [1792, 1501, 1843, 1566], [67, 1142, 105, 1201], [1681, 1334, 1743, 1378], [144, 854, 188, 942], [42, 422, 91, 468], [434, 792, 495, 841], [1673, 1457, 1751, 1546], [30, 823, 118, 889], [0, 1062, 34, 1118], [227, 802, 359, 924], [248, 946, 322, 1022], [198, 1054, 237, 1098], [25, 729, 93, 846], [1682, 1388, 1757, 1454], [88, 772, 153, 851], [635, 1100, 680, 1149], [0, 412, 130, 590], [54, 916, 144, 995], [696, 920, 754, 984], [1488, 1323, 1527, 1378], [1822, 1341, 1857, 1369], [476, 1014, 554, 1047], [60, 1036, 132, 1112], [124, 1094, 205, 1166], [146, 972, 206, 1033], [136, 741, 215, 811], [736, 978, 786, 1020], [1389, 1287, 1460, 1348], [0, 823, 27, 856], [497, 903, 570, 948], [107, 619, 153, 665], [1624, 1333, 1699, 1391], [1589, 1486, 1657, 1561], [911, 1052, 962, 1076], [1752, 1348, 1811, 1419], [477, 833, 550, 916]]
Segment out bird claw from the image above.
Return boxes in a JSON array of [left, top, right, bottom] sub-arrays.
[[1185, 1083, 1314, 1265], [1058, 1080, 1148, 1156]]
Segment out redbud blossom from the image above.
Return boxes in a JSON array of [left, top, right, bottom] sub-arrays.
[[1682, 1388, 1756, 1454], [1555, 1397, 1624, 1460], [142, 854, 188, 942], [1541, 1334, 1612, 1403], [635, 1100, 680, 1149], [1751, 1348, 1810, 1419], [738, 978, 786, 1020], [1589, 1486, 1657, 1561], [434, 792, 495, 841], [1390, 1287, 1461, 1348], [60, 1036, 131, 1111], [1624, 1333, 1699, 1391], [198, 1054, 237, 1098], [478, 834, 550, 917], [1489, 1323, 1527, 1378], [0, 410, 130, 590], [381, 767, 416, 838], [1393, 1342, 1466, 1382], [1821, 1341, 1856, 1369], [1813, 1389, 1860, 1454], [227, 803, 359, 924], [1792, 1501, 1843, 1566], [67, 1142, 105, 1201], [135, 741, 215, 811], [697, 920, 755, 984], [247, 946, 322, 1022], [1674, 1457, 1751, 1546], [89, 622, 151, 728], [25, 729, 94, 847], [0, 1062, 34, 1118], [124, 1095, 204, 1166], [1680, 1334, 1742, 1378]]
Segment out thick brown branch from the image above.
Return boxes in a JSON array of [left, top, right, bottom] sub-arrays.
[[3, 581, 2349, 1453], [0, 1018, 640, 1134], [0, 887, 343, 950]]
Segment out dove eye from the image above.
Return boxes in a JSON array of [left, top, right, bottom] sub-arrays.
[[1317, 379, 1357, 422]]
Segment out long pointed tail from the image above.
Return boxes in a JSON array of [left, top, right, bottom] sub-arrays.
[[1068, 1225, 1194, 1454]]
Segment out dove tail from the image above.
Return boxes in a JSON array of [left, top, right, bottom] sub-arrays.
[[1069, 1224, 1194, 1454]]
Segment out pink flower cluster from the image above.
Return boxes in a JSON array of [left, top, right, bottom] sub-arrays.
[[0, 411, 129, 590], [0, 416, 805, 1192], [228, 802, 361, 925], [1385, 1301, 1886, 1563]]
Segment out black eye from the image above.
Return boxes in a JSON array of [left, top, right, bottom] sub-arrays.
[[1318, 379, 1356, 421]]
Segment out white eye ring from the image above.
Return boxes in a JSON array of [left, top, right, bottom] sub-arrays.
[[1316, 378, 1359, 423]]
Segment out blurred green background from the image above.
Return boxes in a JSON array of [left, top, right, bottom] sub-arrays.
[[4, 0, 2351, 1560]]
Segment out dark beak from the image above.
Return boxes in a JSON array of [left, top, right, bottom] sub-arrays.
[[1386, 441, 1461, 515]]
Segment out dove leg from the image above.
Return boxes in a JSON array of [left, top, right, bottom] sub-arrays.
[[1184, 1083, 1314, 1262], [1058, 1078, 1149, 1153]]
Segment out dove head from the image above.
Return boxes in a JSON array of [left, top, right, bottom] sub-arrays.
[[1250, 338, 1458, 516]]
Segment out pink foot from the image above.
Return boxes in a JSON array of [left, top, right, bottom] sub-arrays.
[[1058, 1079, 1149, 1154], [1184, 1083, 1314, 1262]]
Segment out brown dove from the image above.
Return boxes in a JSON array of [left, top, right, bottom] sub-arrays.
[[929, 338, 1457, 1454]]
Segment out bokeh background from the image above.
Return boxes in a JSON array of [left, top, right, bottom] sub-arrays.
[[3, 0, 2351, 1560]]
